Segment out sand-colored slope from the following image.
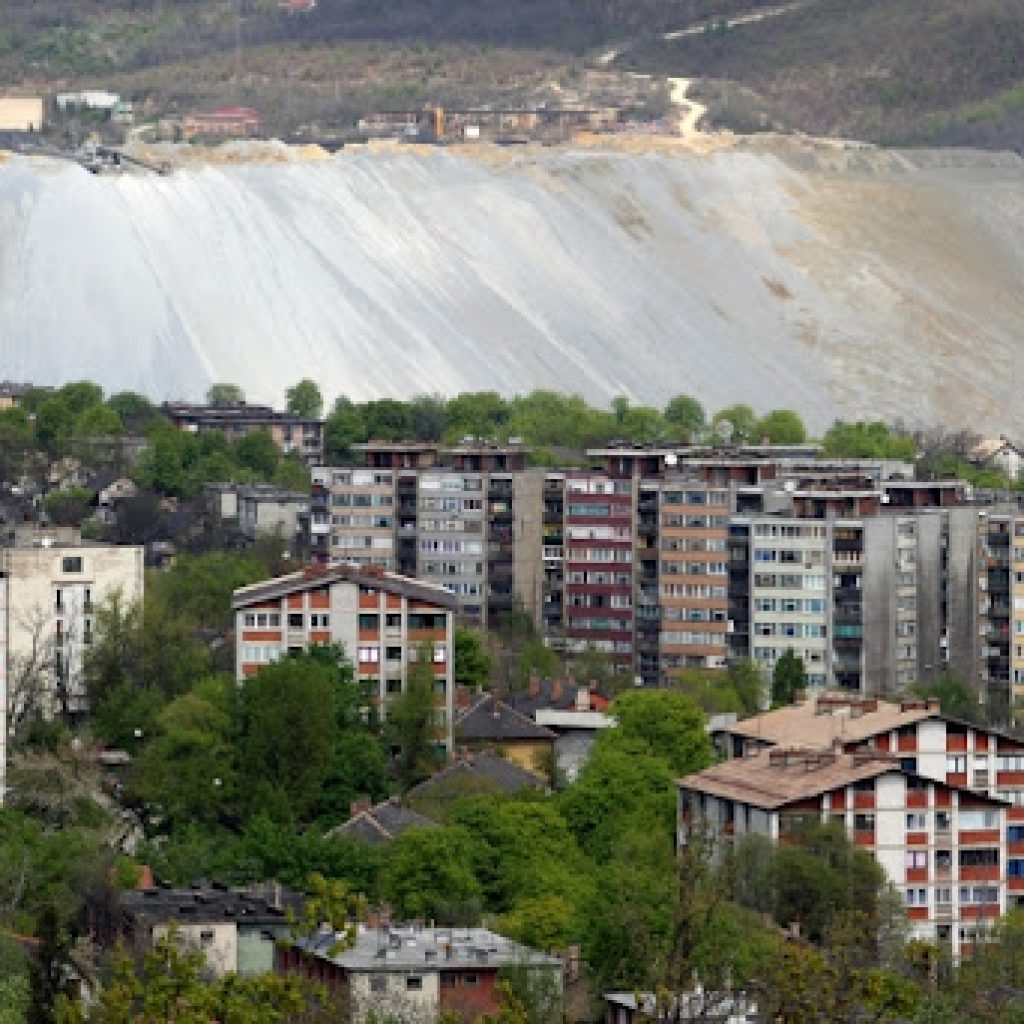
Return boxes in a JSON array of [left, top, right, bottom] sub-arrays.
[[0, 140, 1021, 431]]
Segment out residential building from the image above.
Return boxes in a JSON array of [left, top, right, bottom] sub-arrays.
[[310, 442, 544, 629], [162, 402, 324, 465], [206, 482, 309, 542], [325, 797, 437, 845], [1, 532, 144, 774], [969, 437, 1024, 482], [231, 564, 457, 752], [677, 746, 1011, 957], [405, 751, 545, 819], [0, 381, 47, 410], [604, 988, 757, 1024], [107, 884, 302, 977], [0, 97, 44, 133], [508, 674, 614, 783], [55, 91, 120, 112], [455, 694, 556, 775], [182, 107, 260, 139], [277, 922, 562, 1024]]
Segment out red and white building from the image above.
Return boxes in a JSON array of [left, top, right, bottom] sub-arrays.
[[232, 564, 457, 752], [678, 747, 1011, 958], [183, 107, 261, 139]]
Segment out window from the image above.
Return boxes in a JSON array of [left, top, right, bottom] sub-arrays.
[[1010, 826, 1024, 842], [358, 614, 379, 630], [200, 929, 215, 945], [959, 849, 999, 868], [905, 851, 927, 869], [906, 813, 927, 831], [358, 646, 380, 663], [309, 614, 330, 629], [1009, 860, 1024, 878], [959, 886, 999, 904], [371, 976, 387, 993], [947, 756, 967, 774], [62, 556, 83, 573], [440, 975, 456, 989], [462, 973, 478, 985], [959, 810, 998, 830], [288, 613, 304, 628], [387, 678, 402, 694], [854, 813, 875, 831], [433, 645, 447, 663], [904, 888, 927, 906], [406, 977, 422, 991], [386, 613, 402, 628]]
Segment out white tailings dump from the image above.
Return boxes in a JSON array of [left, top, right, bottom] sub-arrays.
[[1, 142, 1023, 431]]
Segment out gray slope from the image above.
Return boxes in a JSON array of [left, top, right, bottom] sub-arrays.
[[1, 142, 1022, 432]]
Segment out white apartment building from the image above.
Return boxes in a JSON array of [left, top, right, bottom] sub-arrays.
[[678, 746, 1011, 958], [0, 536, 144, 802]]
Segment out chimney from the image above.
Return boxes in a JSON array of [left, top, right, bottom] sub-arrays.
[[349, 796, 372, 818], [926, 697, 941, 713], [576, 686, 589, 712], [527, 670, 541, 698], [552, 677, 563, 703]]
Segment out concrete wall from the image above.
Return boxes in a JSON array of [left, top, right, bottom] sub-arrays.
[[154, 921, 237, 977], [946, 509, 981, 692], [0, 98, 43, 132], [512, 470, 545, 631], [862, 518, 898, 694], [349, 969, 440, 1024]]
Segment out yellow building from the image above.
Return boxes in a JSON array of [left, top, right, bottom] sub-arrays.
[[454, 694, 556, 777]]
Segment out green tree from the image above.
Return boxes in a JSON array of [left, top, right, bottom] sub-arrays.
[[361, 399, 412, 441], [0, 408, 35, 484], [664, 393, 706, 441], [911, 672, 981, 724], [609, 689, 712, 775], [409, 394, 446, 441], [772, 648, 805, 707], [234, 428, 279, 479], [56, 382, 103, 417], [711, 403, 758, 444], [513, 640, 560, 692], [128, 676, 239, 830], [106, 392, 157, 433], [821, 420, 917, 461], [381, 826, 483, 923], [71, 403, 122, 439], [454, 627, 492, 691], [443, 391, 510, 441], [240, 654, 340, 822], [33, 396, 73, 457], [728, 658, 766, 716], [27, 907, 70, 1024], [385, 652, 441, 790], [207, 383, 245, 406], [43, 487, 93, 527], [323, 396, 367, 462], [285, 379, 323, 419], [757, 408, 807, 444]]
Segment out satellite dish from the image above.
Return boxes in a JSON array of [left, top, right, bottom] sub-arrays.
[[715, 419, 734, 443]]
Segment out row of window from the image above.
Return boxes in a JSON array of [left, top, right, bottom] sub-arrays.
[[754, 597, 826, 613], [565, 549, 633, 563], [566, 480, 632, 495], [332, 494, 394, 507], [332, 514, 392, 528], [754, 574, 827, 590], [333, 536, 393, 550], [662, 631, 727, 647], [661, 490, 728, 506], [419, 540, 484, 554], [754, 523, 829, 539], [905, 887, 999, 906], [662, 562, 728, 576], [420, 497, 484, 512], [566, 571, 632, 586], [330, 471, 393, 486], [662, 538, 727, 553], [755, 623, 827, 639], [662, 514, 728, 528], [566, 526, 632, 541], [420, 477, 484, 492], [661, 583, 728, 599], [358, 645, 447, 663]]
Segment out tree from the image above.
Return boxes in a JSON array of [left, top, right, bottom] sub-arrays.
[[240, 654, 340, 822], [443, 391, 510, 441], [71, 403, 122, 440], [234, 428, 279, 479], [664, 393, 706, 441], [56, 382, 104, 417], [43, 487, 93, 527], [756, 408, 807, 444], [362, 399, 412, 441], [54, 926, 329, 1024], [409, 394, 446, 442], [454, 627, 492, 691], [711, 403, 758, 444], [821, 420, 917, 461], [323, 397, 367, 462], [912, 673, 981, 724], [772, 648, 805, 707], [609, 689, 712, 775], [207, 383, 245, 406], [381, 827, 483, 923], [106, 392, 157, 433], [385, 651, 441, 791], [285, 379, 323, 419], [27, 907, 71, 1024]]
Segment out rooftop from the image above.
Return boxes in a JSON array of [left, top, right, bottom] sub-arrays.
[[119, 883, 302, 927], [456, 695, 557, 743], [678, 746, 1009, 810], [292, 922, 561, 973], [325, 799, 437, 845], [232, 562, 458, 612], [677, 748, 902, 810], [162, 401, 322, 425], [714, 694, 942, 748], [406, 751, 544, 800]]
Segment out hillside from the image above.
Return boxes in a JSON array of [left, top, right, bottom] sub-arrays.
[[2, 139, 1023, 432], [625, 0, 1024, 150]]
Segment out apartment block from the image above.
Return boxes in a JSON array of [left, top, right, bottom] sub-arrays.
[[232, 564, 457, 752], [678, 746, 1010, 957], [0, 534, 144, 802], [310, 443, 543, 630], [162, 402, 325, 465]]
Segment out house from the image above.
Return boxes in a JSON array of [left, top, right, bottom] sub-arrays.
[[405, 751, 545, 819], [0, 382, 47, 410], [92, 475, 139, 526], [677, 746, 1012, 958], [455, 694, 556, 775], [326, 797, 437, 845], [509, 674, 615, 782], [163, 401, 323, 465], [969, 437, 1024, 481], [206, 482, 309, 541], [276, 922, 562, 1024], [232, 563, 457, 752], [0, 97, 44, 133], [109, 883, 303, 977], [182, 107, 261, 139], [604, 987, 757, 1024]]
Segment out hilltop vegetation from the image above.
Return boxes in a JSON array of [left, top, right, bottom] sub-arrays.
[[628, 0, 1024, 149]]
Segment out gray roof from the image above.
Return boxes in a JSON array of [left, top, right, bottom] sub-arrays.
[[232, 563, 458, 612], [119, 884, 303, 928], [407, 752, 544, 799], [325, 801, 437, 844], [292, 923, 561, 973], [456, 696, 557, 743]]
